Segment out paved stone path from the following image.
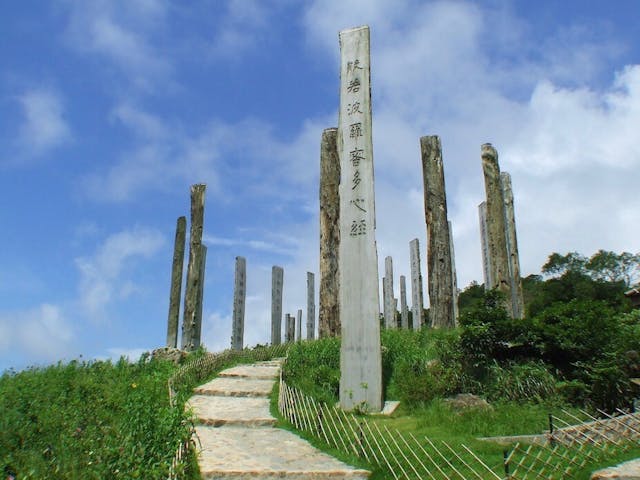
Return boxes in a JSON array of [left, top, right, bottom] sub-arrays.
[[188, 359, 370, 479], [592, 459, 640, 479]]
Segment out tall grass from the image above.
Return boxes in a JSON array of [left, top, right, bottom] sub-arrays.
[[1, 355, 192, 480], [0, 343, 290, 479], [280, 329, 595, 479]]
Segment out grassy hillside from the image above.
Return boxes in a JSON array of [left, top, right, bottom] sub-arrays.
[[0, 354, 194, 480], [281, 328, 640, 479], [1, 343, 290, 480]]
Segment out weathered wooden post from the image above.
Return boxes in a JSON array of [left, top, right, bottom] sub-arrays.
[[481, 144, 513, 316], [285, 313, 296, 343], [193, 244, 207, 348], [338, 25, 383, 412], [383, 256, 396, 329], [182, 183, 206, 351], [319, 128, 340, 338], [501, 172, 525, 319], [409, 238, 424, 330], [306, 272, 315, 340], [271, 266, 284, 345], [421, 136, 455, 329], [284, 314, 291, 343], [382, 279, 388, 324], [400, 275, 409, 329], [478, 201, 493, 289], [166, 216, 186, 348], [296, 309, 302, 342], [449, 221, 459, 325], [231, 256, 246, 351]]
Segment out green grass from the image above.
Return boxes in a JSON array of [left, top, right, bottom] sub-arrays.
[[268, 378, 383, 479], [0, 343, 290, 480], [0, 355, 193, 480], [3, 332, 634, 480], [280, 331, 638, 479]]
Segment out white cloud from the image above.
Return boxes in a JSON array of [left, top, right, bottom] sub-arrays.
[[17, 89, 72, 158], [84, 103, 328, 204], [75, 227, 165, 321], [82, 112, 224, 202], [508, 68, 640, 176], [207, 0, 271, 59], [111, 103, 168, 139], [84, 143, 174, 202], [62, 0, 171, 91], [295, 0, 640, 296], [55, 1, 640, 360], [202, 311, 233, 353], [203, 233, 299, 256], [0, 304, 74, 361], [105, 347, 148, 362]]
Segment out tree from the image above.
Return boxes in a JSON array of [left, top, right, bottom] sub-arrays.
[[541, 252, 587, 277], [531, 299, 618, 373], [586, 250, 640, 287], [457, 281, 486, 315], [542, 250, 640, 287]]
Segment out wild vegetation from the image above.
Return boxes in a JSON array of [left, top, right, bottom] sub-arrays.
[[0, 354, 193, 479], [281, 250, 640, 478], [286, 250, 639, 413], [0, 343, 290, 479]]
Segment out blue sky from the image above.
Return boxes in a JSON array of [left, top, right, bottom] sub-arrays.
[[1, 0, 639, 372]]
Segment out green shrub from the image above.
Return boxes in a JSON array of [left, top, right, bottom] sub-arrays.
[[556, 379, 589, 405], [486, 361, 558, 403], [575, 354, 635, 412], [530, 299, 618, 373]]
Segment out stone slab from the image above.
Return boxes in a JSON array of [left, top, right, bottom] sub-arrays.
[[194, 377, 276, 397], [477, 434, 547, 446], [188, 395, 275, 427], [377, 401, 400, 416], [195, 425, 370, 479], [337, 24, 383, 413], [592, 459, 640, 479], [219, 364, 280, 380]]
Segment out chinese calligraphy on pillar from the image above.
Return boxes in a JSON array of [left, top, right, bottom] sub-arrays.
[[338, 25, 382, 413]]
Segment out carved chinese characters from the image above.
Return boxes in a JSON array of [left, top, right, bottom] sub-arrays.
[[337, 26, 383, 412]]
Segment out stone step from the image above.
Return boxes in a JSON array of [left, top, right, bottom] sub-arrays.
[[592, 459, 640, 479], [219, 364, 281, 380], [188, 395, 276, 427], [254, 358, 285, 367], [194, 376, 276, 397], [195, 425, 370, 479]]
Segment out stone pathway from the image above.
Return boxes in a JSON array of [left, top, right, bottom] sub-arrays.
[[592, 459, 640, 479], [187, 359, 370, 479]]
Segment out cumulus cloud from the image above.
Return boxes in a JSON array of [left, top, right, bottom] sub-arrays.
[[202, 311, 233, 353], [75, 227, 165, 321], [16, 89, 72, 159], [105, 347, 148, 362], [82, 109, 226, 202], [39, 1, 640, 356], [62, 0, 171, 91], [293, 0, 640, 295], [84, 102, 331, 204], [204, 234, 295, 256], [207, 0, 272, 58], [0, 304, 74, 362]]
